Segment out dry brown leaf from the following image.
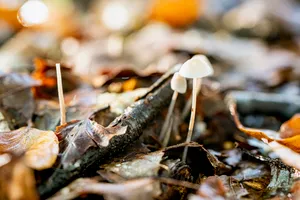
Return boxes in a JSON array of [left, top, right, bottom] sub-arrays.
[[0, 73, 41, 129], [192, 176, 226, 200], [0, 127, 59, 170], [102, 151, 164, 179], [57, 119, 127, 169], [227, 96, 300, 153], [49, 178, 156, 200], [0, 154, 39, 200]]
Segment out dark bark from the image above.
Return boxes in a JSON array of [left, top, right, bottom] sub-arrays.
[[38, 72, 174, 198]]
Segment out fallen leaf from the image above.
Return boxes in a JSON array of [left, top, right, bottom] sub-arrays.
[[189, 176, 226, 200], [34, 99, 96, 131], [0, 73, 40, 129], [290, 180, 300, 199], [0, 154, 39, 200], [218, 175, 249, 199], [242, 149, 293, 197], [49, 178, 157, 200], [102, 151, 164, 179], [0, 127, 59, 170], [223, 149, 242, 167], [57, 119, 127, 168], [279, 113, 300, 138], [227, 95, 300, 153]]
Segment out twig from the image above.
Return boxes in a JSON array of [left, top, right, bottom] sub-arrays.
[[56, 63, 66, 125], [38, 69, 175, 198]]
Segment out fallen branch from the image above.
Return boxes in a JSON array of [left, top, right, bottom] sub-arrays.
[[38, 70, 174, 198]]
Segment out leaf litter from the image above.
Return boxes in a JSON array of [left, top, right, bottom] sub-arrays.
[[2, 1, 300, 199]]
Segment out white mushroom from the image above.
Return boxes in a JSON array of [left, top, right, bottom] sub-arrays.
[[179, 55, 214, 162], [159, 70, 187, 147]]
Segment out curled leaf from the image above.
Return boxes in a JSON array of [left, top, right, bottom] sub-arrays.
[[0, 128, 59, 170], [57, 119, 127, 168], [280, 113, 300, 138], [227, 95, 300, 153], [227, 97, 276, 142]]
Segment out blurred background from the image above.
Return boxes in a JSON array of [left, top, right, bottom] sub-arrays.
[[1, 0, 300, 92]]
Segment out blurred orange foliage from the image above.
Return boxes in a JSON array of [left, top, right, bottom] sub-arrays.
[[0, 8, 21, 29], [150, 0, 202, 27]]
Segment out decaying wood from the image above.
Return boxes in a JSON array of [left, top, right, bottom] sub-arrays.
[[38, 70, 174, 198]]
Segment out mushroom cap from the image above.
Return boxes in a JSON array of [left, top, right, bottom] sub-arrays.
[[179, 55, 214, 79], [171, 72, 187, 94]]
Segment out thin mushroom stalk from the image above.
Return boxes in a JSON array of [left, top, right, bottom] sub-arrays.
[[159, 71, 187, 147], [181, 79, 202, 120], [179, 55, 214, 162], [182, 78, 200, 161], [56, 63, 66, 125], [159, 91, 178, 142]]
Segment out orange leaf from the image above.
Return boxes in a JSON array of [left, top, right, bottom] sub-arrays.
[[227, 96, 300, 153], [280, 113, 300, 139], [227, 97, 274, 142]]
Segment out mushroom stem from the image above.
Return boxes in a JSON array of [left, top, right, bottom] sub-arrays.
[[159, 91, 178, 144], [56, 63, 66, 125], [181, 79, 202, 120], [162, 117, 174, 147], [182, 78, 200, 162]]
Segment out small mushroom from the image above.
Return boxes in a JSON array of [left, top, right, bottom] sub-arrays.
[[179, 55, 214, 162], [159, 70, 187, 147]]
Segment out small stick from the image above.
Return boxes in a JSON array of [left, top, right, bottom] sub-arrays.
[[56, 63, 66, 125]]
